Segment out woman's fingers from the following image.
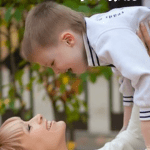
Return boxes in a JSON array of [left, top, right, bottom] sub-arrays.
[[137, 22, 150, 56], [140, 22, 150, 49], [136, 29, 145, 44]]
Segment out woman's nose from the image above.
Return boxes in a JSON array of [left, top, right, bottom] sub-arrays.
[[31, 114, 43, 124], [37, 114, 43, 124]]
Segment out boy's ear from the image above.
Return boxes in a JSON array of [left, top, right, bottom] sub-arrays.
[[61, 32, 75, 46]]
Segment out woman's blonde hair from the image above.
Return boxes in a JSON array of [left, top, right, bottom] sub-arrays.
[[0, 117, 25, 150], [21, 1, 86, 61]]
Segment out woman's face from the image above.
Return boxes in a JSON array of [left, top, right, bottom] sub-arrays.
[[20, 114, 67, 150]]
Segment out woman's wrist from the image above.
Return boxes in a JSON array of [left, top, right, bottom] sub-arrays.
[[122, 126, 127, 130], [119, 126, 127, 134]]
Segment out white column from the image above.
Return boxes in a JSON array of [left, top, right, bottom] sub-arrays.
[[33, 72, 54, 121], [143, 0, 150, 6], [88, 76, 110, 134]]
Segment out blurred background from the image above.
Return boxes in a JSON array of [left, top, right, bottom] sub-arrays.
[[0, 0, 149, 149]]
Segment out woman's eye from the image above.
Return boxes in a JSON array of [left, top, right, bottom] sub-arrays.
[[28, 124, 31, 131]]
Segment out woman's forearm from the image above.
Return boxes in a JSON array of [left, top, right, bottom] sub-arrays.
[[123, 106, 133, 128]]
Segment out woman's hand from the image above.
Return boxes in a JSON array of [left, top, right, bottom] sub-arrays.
[[136, 22, 150, 56]]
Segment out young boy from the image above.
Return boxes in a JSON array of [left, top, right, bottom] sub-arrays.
[[21, 1, 150, 149]]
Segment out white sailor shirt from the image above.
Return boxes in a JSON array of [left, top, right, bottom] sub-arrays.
[[83, 6, 150, 121]]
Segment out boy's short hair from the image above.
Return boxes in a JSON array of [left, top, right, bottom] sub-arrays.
[[21, 1, 86, 61], [0, 117, 25, 150]]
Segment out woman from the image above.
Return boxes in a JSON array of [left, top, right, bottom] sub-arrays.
[[0, 114, 67, 150], [0, 106, 145, 150], [0, 22, 150, 150]]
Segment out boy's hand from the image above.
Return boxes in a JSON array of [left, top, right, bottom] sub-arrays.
[[136, 22, 150, 56]]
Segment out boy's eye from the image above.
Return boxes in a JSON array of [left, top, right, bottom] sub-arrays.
[[51, 61, 54, 66]]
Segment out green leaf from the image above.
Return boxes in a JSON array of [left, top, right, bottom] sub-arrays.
[[24, 109, 32, 121], [26, 77, 36, 90], [80, 72, 88, 82], [56, 104, 62, 111], [66, 104, 71, 113], [91, 3, 102, 14], [102, 67, 113, 80], [0, 17, 2, 26], [37, 78, 43, 84], [63, 0, 79, 10], [9, 100, 15, 109], [14, 8, 22, 22], [31, 63, 40, 71], [0, 104, 6, 115], [8, 87, 15, 97], [90, 73, 97, 83], [15, 70, 24, 86], [5, 6, 13, 23], [18, 27, 25, 42], [60, 84, 66, 93], [19, 60, 27, 67], [78, 83, 83, 94], [77, 5, 90, 13], [5, 40, 11, 48], [12, 108, 19, 115], [46, 68, 54, 75]]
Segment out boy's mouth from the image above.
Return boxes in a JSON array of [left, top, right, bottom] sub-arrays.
[[64, 68, 72, 73], [62, 68, 73, 74]]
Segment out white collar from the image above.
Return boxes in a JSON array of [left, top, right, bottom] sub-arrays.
[[82, 32, 100, 67]]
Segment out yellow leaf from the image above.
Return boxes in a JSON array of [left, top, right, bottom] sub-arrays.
[[4, 98, 10, 105], [67, 141, 76, 150], [0, 100, 3, 106], [1, 20, 7, 26], [62, 76, 69, 85], [30, 5, 35, 9], [47, 84, 53, 92]]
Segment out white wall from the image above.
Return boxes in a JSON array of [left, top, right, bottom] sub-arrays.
[[143, 0, 150, 7], [88, 76, 110, 134]]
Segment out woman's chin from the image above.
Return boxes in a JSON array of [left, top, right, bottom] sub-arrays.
[[59, 121, 66, 127], [57, 121, 66, 130]]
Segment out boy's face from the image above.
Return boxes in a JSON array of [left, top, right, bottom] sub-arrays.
[[33, 30, 88, 74]]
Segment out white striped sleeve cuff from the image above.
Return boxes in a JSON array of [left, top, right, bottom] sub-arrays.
[[123, 96, 133, 106], [140, 108, 150, 121]]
